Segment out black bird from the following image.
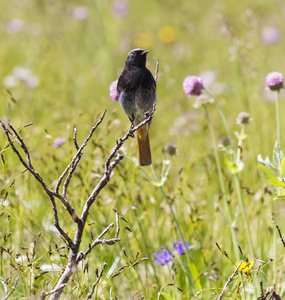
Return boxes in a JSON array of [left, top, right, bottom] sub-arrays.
[[117, 48, 156, 166]]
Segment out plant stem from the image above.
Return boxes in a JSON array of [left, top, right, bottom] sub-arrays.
[[204, 105, 240, 261], [275, 91, 281, 147], [150, 164, 196, 292], [234, 125, 255, 258], [273, 90, 280, 282]]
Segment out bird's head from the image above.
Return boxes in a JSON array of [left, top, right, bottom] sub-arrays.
[[125, 48, 149, 68]]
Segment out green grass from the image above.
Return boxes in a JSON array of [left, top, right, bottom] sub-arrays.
[[1, 0, 285, 299]]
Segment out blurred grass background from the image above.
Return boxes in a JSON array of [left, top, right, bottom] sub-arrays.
[[0, 0, 285, 299]]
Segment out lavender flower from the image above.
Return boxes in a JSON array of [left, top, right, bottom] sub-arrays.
[[111, 0, 129, 18], [261, 27, 280, 45], [265, 72, 284, 91], [73, 6, 89, 20], [153, 247, 173, 265], [109, 79, 119, 101], [163, 144, 177, 156], [6, 19, 24, 33], [183, 76, 204, 97], [173, 239, 191, 255], [236, 112, 251, 125], [53, 137, 66, 148]]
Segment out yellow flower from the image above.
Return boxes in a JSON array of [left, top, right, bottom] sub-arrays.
[[136, 32, 153, 49], [236, 260, 254, 276], [158, 26, 176, 44]]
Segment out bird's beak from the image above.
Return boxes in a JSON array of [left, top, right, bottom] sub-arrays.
[[140, 50, 149, 55]]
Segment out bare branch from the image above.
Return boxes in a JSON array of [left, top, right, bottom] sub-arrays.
[[86, 260, 107, 300], [1, 121, 76, 247], [50, 195, 74, 248], [76, 222, 121, 263], [217, 261, 242, 300], [73, 127, 79, 150], [271, 214, 285, 248], [79, 106, 156, 225], [55, 110, 106, 195], [39, 284, 67, 300], [3, 277, 19, 300], [1, 122, 51, 195]]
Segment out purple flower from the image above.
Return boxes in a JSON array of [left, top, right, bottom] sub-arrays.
[[265, 72, 284, 91], [6, 19, 24, 33], [183, 76, 204, 97], [173, 239, 191, 255], [109, 79, 119, 101], [153, 247, 173, 265], [73, 6, 89, 20], [111, 0, 129, 18], [261, 27, 280, 45], [236, 112, 251, 125], [53, 137, 66, 148]]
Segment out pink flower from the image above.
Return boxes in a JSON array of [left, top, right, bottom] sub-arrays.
[[111, 0, 129, 18], [73, 6, 88, 20], [53, 137, 66, 148], [183, 76, 204, 97], [109, 79, 119, 101], [265, 72, 284, 91], [261, 27, 280, 45]]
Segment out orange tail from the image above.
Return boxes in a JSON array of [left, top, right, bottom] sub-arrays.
[[135, 123, 152, 166]]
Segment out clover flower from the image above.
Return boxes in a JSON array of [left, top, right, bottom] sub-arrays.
[[173, 239, 191, 255], [73, 7, 89, 20], [53, 137, 66, 148], [183, 76, 204, 97], [111, 0, 129, 18], [236, 112, 252, 125], [219, 136, 231, 148], [109, 79, 119, 101], [163, 144, 177, 156], [266, 72, 284, 91], [261, 27, 280, 45], [193, 94, 213, 108], [153, 247, 173, 265]]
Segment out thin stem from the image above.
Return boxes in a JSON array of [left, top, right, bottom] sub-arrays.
[[234, 125, 254, 258], [236, 125, 244, 167], [150, 164, 196, 292], [204, 105, 240, 261], [275, 91, 281, 147], [273, 90, 280, 282], [234, 174, 254, 258]]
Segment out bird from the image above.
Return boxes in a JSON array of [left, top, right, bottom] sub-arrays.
[[117, 48, 156, 166]]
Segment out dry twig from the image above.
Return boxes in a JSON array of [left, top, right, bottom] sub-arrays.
[[3, 277, 19, 300], [217, 261, 242, 300], [271, 214, 285, 248], [0, 106, 155, 300]]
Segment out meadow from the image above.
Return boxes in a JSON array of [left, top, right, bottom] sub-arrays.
[[0, 0, 285, 299]]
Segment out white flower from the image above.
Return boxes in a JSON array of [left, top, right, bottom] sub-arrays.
[[3, 75, 18, 87]]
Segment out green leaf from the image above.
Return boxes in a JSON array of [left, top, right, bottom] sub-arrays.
[[273, 141, 283, 170], [189, 262, 202, 290], [224, 156, 239, 174], [257, 154, 280, 177], [160, 292, 173, 300], [281, 157, 285, 177], [239, 133, 248, 140], [258, 165, 285, 187], [273, 189, 285, 201]]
